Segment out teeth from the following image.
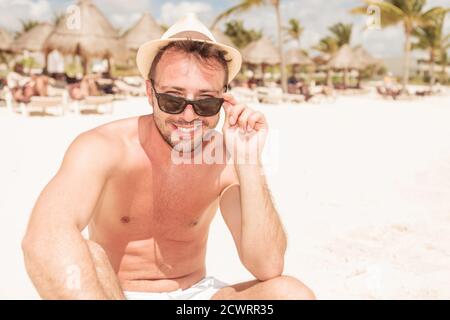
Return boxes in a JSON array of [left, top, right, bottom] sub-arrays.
[[175, 124, 202, 133], [178, 127, 195, 133]]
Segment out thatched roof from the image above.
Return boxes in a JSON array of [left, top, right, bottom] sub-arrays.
[[211, 28, 235, 48], [44, 0, 123, 59], [328, 45, 381, 70], [285, 48, 313, 66], [327, 44, 356, 69], [353, 46, 381, 68], [11, 23, 54, 52], [241, 37, 280, 65], [0, 28, 13, 51], [122, 12, 163, 51]]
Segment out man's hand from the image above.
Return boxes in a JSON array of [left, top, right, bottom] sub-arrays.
[[219, 95, 286, 280], [222, 93, 268, 165]]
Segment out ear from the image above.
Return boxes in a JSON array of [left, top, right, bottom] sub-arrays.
[[145, 80, 154, 106], [145, 80, 153, 96]]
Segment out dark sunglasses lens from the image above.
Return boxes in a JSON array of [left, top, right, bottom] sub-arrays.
[[158, 94, 185, 114], [194, 98, 224, 116]]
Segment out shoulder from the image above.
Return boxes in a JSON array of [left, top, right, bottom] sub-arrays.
[[62, 117, 140, 176]]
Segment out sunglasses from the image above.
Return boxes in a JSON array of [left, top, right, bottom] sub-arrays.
[[150, 80, 226, 117]]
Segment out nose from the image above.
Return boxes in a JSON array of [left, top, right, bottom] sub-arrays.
[[181, 104, 198, 123]]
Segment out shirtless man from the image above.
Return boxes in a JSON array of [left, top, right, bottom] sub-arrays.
[[22, 16, 314, 300]]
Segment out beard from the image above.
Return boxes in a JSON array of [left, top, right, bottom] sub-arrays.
[[153, 115, 218, 153]]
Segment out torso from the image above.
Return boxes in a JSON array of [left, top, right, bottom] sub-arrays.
[[88, 114, 235, 292]]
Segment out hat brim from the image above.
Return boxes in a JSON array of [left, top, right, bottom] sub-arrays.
[[136, 38, 242, 84]]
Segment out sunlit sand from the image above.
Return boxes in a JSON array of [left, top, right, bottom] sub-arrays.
[[1, 91, 450, 299]]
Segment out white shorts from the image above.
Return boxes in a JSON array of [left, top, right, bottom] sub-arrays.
[[124, 276, 229, 300]]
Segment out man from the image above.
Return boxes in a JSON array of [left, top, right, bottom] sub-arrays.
[[22, 15, 315, 300]]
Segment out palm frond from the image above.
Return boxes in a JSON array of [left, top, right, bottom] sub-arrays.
[[351, 1, 405, 27], [211, 0, 265, 28]]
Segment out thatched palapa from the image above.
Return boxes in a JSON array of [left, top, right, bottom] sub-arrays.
[[11, 23, 53, 53], [122, 12, 163, 51], [44, 0, 124, 72]]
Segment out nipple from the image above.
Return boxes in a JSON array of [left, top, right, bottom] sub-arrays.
[[120, 216, 130, 224]]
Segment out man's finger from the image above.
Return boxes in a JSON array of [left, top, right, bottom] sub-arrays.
[[223, 93, 237, 106], [247, 111, 267, 131], [236, 108, 253, 131], [229, 104, 246, 126]]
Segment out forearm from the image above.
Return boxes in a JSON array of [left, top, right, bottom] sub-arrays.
[[236, 163, 287, 279], [22, 227, 107, 299]]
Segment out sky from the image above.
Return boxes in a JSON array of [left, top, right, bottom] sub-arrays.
[[0, 0, 449, 58]]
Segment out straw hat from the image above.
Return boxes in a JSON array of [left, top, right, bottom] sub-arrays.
[[136, 13, 242, 83]]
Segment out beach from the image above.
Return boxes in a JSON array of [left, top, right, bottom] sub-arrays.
[[1, 93, 450, 299]]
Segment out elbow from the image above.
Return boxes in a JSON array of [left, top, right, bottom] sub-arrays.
[[254, 260, 284, 281], [21, 234, 32, 255], [21, 234, 36, 261], [21, 233, 44, 262], [21, 235, 35, 272], [243, 254, 285, 281]]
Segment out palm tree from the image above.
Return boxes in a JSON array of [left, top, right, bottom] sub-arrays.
[[313, 23, 352, 87], [284, 18, 304, 46], [351, 0, 447, 91], [224, 20, 262, 49], [313, 36, 339, 86], [53, 11, 65, 26], [438, 34, 450, 84], [313, 36, 339, 55], [412, 11, 447, 87], [15, 19, 40, 38], [211, 0, 289, 92], [328, 23, 353, 47]]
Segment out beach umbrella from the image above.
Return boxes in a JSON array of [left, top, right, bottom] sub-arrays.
[[352, 46, 383, 87], [241, 37, 280, 65], [312, 54, 331, 68], [44, 0, 124, 74], [242, 37, 280, 86], [211, 28, 235, 48], [311, 54, 333, 86], [285, 48, 314, 80], [285, 48, 313, 66], [0, 28, 13, 52], [11, 23, 54, 53], [327, 44, 360, 88], [10, 23, 54, 73], [122, 12, 163, 51], [353, 46, 381, 69], [327, 44, 357, 70]]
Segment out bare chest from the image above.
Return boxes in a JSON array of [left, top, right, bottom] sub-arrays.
[[92, 160, 224, 242]]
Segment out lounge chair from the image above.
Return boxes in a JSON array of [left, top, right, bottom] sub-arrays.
[[114, 79, 147, 97], [283, 93, 305, 104], [21, 93, 68, 116], [229, 87, 259, 104], [256, 87, 283, 104], [376, 86, 402, 100], [73, 94, 114, 115], [0, 87, 19, 114]]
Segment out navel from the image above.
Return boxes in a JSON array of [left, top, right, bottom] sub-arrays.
[[190, 220, 198, 227], [120, 216, 131, 224]]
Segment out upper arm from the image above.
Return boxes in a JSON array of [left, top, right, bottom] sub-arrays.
[[26, 130, 118, 237], [219, 165, 243, 258]]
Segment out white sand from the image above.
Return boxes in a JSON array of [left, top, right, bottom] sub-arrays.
[[1, 92, 450, 299]]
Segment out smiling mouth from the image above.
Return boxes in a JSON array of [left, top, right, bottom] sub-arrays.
[[173, 122, 203, 134]]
